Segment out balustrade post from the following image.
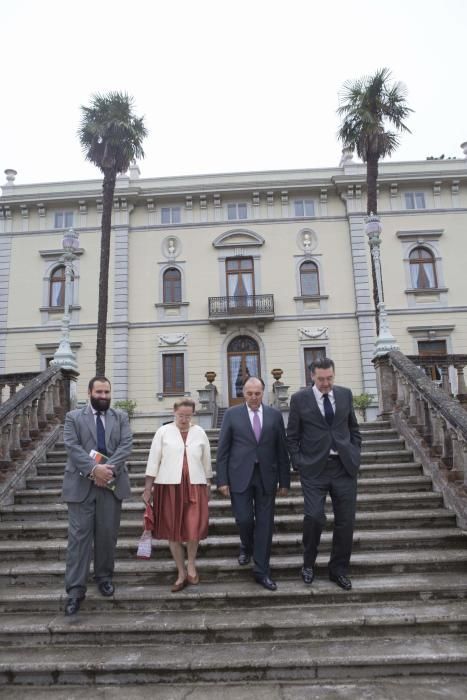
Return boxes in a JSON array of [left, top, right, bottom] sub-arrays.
[[8, 382, 17, 399], [46, 385, 55, 421], [29, 398, 40, 437], [20, 405, 32, 447], [0, 383, 5, 405], [37, 391, 48, 429], [408, 388, 418, 425], [373, 355, 396, 418], [440, 419, 453, 469], [53, 381, 62, 418], [10, 414, 22, 458], [0, 423, 12, 466]]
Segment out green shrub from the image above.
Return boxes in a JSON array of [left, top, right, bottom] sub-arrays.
[[113, 399, 137, 418]]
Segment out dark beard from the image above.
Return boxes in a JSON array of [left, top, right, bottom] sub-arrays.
[[90, 396, 111, 412]]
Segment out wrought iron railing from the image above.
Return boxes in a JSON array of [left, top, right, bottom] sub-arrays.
[[208, 294, 274, 318]]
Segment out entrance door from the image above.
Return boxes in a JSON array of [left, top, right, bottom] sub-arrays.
[[227, 336, 260, 405]]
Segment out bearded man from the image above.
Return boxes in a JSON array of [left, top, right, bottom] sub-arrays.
[[62, 376, 133, 615]]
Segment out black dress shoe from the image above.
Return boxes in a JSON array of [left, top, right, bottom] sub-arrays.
[[238, 551, 251, 566], [254, 575, 277, 591], [329, 572, 352, 590], [64, 597, 81, 616], [98, 581, 115, 597], [301, 566, 314, 585]]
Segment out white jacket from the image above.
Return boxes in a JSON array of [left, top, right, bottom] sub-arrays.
[[145, 422, 212, 484]]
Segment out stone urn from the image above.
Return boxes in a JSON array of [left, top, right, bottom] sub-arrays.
[[205, 371, 217, 384], [271, 368, 283, 381]]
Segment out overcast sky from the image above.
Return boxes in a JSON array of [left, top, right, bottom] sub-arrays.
[[1, 0, 466, 185]]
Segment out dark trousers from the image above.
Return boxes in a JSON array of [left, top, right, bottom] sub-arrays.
[[230, 464, 276, 578], [65, 485, 122, 598], [299, 457, 357, 575]]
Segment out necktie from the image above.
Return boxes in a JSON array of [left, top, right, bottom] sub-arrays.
[[96, 412, 107, 455], [253, 410, 262, 442], [323, 393, 334, 426]]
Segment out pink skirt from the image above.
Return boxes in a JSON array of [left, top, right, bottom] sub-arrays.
[[152, 458, 209, 542]]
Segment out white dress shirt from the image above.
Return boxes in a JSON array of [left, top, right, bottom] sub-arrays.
[[312, 385, 337, 455], [247, 404, 263, 430]]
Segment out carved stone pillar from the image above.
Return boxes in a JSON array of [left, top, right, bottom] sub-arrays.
[[20, 405, 32, 447], [46, 385, 55, 420], [10, 414, 22, 457], [37, 391, 48, 429], [29, 398, 40, 437], [0, 423, 12, 466], [373, 355, 396, 419]]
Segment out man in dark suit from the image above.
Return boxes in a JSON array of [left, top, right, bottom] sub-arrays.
[[62, 376, 133, 615], [287, 358, 361, 590], [216, 377, 290, 591]]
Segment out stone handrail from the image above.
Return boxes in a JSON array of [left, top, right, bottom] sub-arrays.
[[0, 365, 77, 472], [0, 372, 41, 403], [406, 354, 467, 401], [374, 350, 467, 526]]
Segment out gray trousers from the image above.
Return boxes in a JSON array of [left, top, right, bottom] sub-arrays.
[[65, 485, 122, 598]]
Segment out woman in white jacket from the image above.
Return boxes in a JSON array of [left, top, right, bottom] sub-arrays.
[[142, 399, 212, 591]]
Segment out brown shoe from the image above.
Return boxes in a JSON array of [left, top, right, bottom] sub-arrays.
[[187, 572, 199, 585], [171, 577, 187, 592]]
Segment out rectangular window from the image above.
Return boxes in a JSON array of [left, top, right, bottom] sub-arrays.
[[54, 211, 74, 228], [294, 200, 315, 217], [304, 347, 326, 386], [161, 207, 181, 224], [405, 192, 426, 209], [227, 203, 247, 220], [163, 354, 185, 394]]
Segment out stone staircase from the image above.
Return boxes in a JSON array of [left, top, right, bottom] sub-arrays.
[[0, 420, 466, 697]]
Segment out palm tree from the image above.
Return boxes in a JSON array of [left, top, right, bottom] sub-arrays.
[[337, 68, 412, 332], [78, 92, 147, 374]]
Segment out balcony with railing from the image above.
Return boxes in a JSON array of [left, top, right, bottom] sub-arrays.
[[208, 294, 275, 332]]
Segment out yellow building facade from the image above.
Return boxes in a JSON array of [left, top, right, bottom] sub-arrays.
[[1, 149, 466, 427]]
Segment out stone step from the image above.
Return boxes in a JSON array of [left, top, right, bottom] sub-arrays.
[[2, 678, 465, 700], [12, 476, 435, 504], [0, 491, 445, 522], [0, 635, 466, 685], [0, 508, 456, 541], [1, 549, 466, 585], [39, 449, 417, 468], [1, 527, 464, 562], [1, 572, 465, 613], [1, 599, 467, 647], [28, 461, 426, 486], [42, 442, 411, 463]]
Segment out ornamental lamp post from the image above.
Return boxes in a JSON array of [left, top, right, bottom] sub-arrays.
[[51, 228, 79, 371], [365, 214, 399, 358]]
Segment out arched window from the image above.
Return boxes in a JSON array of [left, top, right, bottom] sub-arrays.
[[49, 265, 66, 307], [163, 267, 182, 303], [409, 247, 437, 289], [300, 261, 320, 296]]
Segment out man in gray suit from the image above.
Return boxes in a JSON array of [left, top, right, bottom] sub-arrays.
[[62, 376, 133, 615], [287, 358, 361, 590], [217, 377, 290, 591]]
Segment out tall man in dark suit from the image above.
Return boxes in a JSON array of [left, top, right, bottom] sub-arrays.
[[62, 376, 133, 615], [287, 358, 361, 590], [217, 377, 290, 591]]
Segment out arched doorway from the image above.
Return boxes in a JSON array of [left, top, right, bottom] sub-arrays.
[[227, 335, 261, 406]]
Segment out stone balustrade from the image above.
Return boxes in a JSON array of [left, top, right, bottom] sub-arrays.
[[0, 372, 41, 404], [374, 350, 467, 525], [0, 366, 77, 474], [406, 354, 467, 404]]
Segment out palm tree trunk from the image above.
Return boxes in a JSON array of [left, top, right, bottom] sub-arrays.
[[366, 155, 380, 334], [96, 168, 117, 375]]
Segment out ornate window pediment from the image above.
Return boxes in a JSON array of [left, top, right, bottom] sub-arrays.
[[212, 229, 265, 249]]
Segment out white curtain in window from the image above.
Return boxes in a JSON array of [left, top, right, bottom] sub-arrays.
[[229, 355, 242, 396]]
